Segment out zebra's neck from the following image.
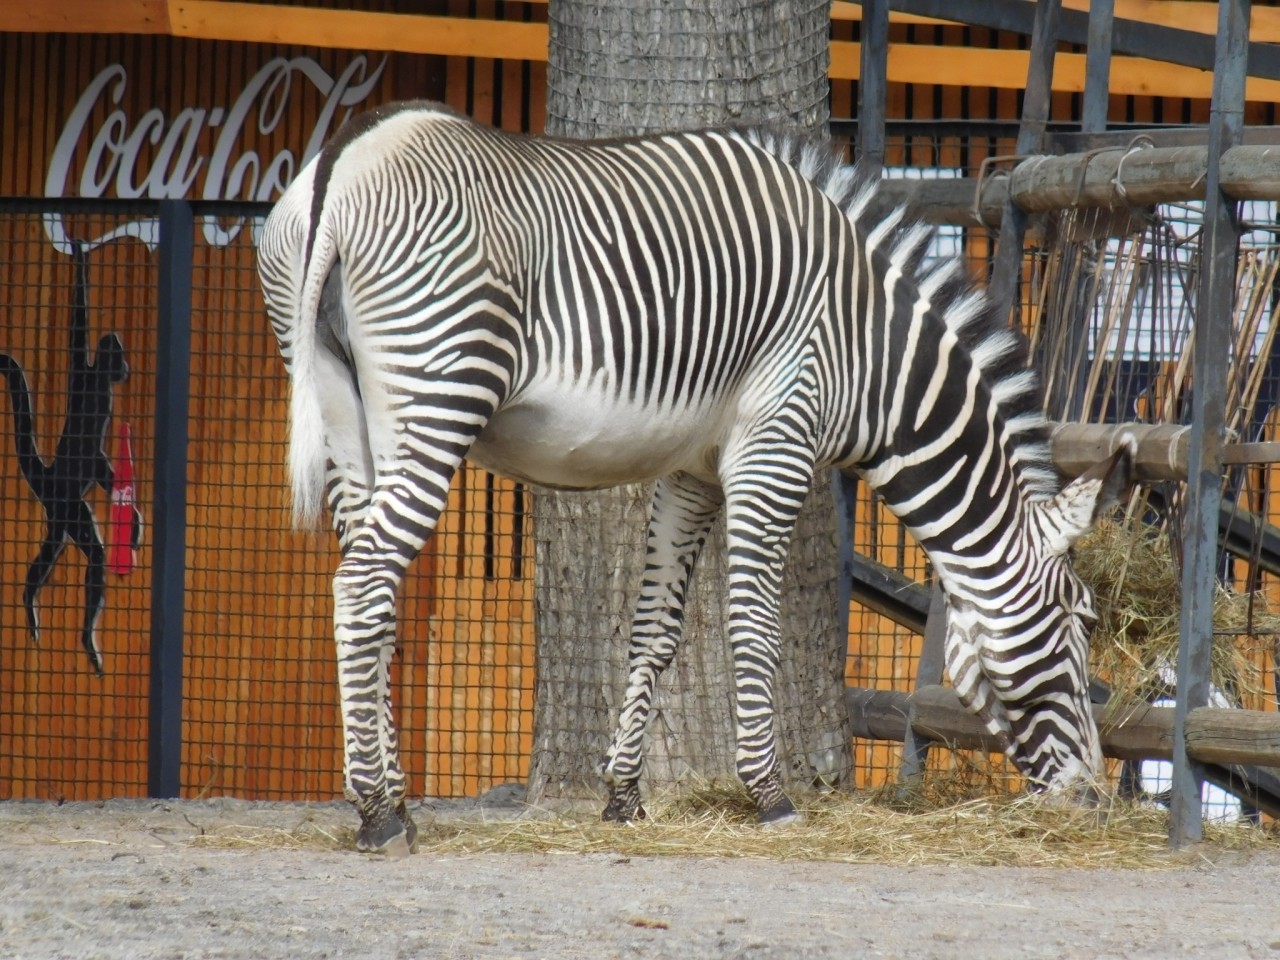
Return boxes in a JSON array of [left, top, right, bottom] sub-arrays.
[[823, 211, 1056, 593]]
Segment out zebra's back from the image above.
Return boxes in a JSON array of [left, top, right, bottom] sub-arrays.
[[283, 102, 858, 490]]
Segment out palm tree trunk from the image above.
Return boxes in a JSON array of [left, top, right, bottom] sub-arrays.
[[528, 0, 852, 807]]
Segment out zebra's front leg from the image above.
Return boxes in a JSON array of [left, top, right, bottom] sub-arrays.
[[721, 449, 815, 826], [601, 474, 722, 823]]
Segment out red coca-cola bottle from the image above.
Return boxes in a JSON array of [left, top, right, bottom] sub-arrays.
[[108, 421, 138, 575]]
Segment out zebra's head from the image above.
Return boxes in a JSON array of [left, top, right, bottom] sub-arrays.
[[944, 443, 1133, 800]]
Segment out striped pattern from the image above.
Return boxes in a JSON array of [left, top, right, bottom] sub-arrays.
[[258, 101, 1126, 847]]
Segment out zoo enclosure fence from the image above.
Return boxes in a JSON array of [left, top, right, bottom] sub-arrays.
[[1, 196, 533, 802], [4, 160, 1280, 807]]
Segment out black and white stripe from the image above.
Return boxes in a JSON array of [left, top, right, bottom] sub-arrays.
[[258, 101, 1128, 850]]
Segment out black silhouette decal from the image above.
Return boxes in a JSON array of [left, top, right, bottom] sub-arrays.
[[1, 244, 137, 675]]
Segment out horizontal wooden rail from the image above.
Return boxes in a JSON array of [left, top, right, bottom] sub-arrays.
[[1051, 422, 1280, 484], [8, 1, 1280, 102], [883, 141, 1280, 228], [846, 684, 1280, 768], [833, 0, 1280, 44], [1011, 143, 1280, 211]]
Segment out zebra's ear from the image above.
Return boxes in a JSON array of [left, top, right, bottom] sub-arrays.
[[1038, 438, 1134, 556]]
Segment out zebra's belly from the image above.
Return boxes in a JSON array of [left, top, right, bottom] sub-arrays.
[[468, 389, 722, 490]]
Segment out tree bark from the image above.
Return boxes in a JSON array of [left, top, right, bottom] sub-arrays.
[[529, 0, 852, 807]]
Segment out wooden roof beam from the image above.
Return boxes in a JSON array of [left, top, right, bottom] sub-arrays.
[[8, 1, 1280, 102]]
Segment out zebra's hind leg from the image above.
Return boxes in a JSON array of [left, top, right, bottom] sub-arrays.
[[332, 540, 417, 854], [316, 353, 421, 856], [601, 473, 723, 823], [376, 625, 418, 852]]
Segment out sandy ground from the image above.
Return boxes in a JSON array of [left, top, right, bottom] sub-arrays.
[[3, 797, 1280, 960]]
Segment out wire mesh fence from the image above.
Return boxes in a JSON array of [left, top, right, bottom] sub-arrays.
[[0, 201, 537, 802], [0, 206, 156, 800]]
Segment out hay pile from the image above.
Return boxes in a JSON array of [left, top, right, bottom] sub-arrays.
[[1073, 519, 1280, 710]]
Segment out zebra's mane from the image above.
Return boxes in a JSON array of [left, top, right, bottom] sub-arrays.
[[739, 129, 1060, 502]]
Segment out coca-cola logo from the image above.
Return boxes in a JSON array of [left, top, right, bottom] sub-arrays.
[[44, 55, 387, 252]]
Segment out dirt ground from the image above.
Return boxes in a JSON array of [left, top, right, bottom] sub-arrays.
[[3, 796, 1280, 960]]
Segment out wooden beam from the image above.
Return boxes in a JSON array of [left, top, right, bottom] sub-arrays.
[[1052, 422, 1191, 483], [1008, 143, 1280, 212], [847, 684, 1280, 769], [3, 0, 170, 33], [167, 0, 547, 61], [875, 177, 1010, 228], [1051, 423, 1280, 484], [5, 3, 1280, 103]]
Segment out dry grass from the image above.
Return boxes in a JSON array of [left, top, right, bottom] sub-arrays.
[[189, 818, 351, 852], [187, 786, 1277, 868]]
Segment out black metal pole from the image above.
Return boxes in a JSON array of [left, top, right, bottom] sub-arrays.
[[857, 0, 889, 175], [1170, 0, 1250, 848], [1082, 0, 1115, 133], [841, 0, 891, 769], [987, 0, 1061, 321], [149, 200, 192, 799], [898, 583, 946, 787]]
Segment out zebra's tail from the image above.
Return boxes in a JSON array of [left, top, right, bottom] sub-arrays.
[[285, 217, 339, 532]]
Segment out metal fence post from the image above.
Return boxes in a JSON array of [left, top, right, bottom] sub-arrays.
[[857, 0, 888, 175], [149, 200, 192, 798], [987, 0, 1061, 321], [1081, 0, 1115, 134], [1170, 0, 1251, 847]]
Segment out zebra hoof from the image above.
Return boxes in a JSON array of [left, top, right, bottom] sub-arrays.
[[396, 802, 420, 853], [356, 808, 411, 857], [601, 785, 646, 823], [757, 795, 801, 827]]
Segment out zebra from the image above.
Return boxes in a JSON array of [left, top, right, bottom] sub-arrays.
[[257, 100, 1131, 855]]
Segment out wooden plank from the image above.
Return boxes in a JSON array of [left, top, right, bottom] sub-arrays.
[[833, 0, 1280, 42], [5, 3, 1279, 102], [848, 685, 1280, 768], [167, 1, 548, 61], [1071, 0, 1280, 43], [890, 0, 1280, 84], [1, 0, 169, 34], [830, 41, 1280, 101]]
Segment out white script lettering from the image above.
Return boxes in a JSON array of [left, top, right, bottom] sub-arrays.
[[44, 56, 386, 252]]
